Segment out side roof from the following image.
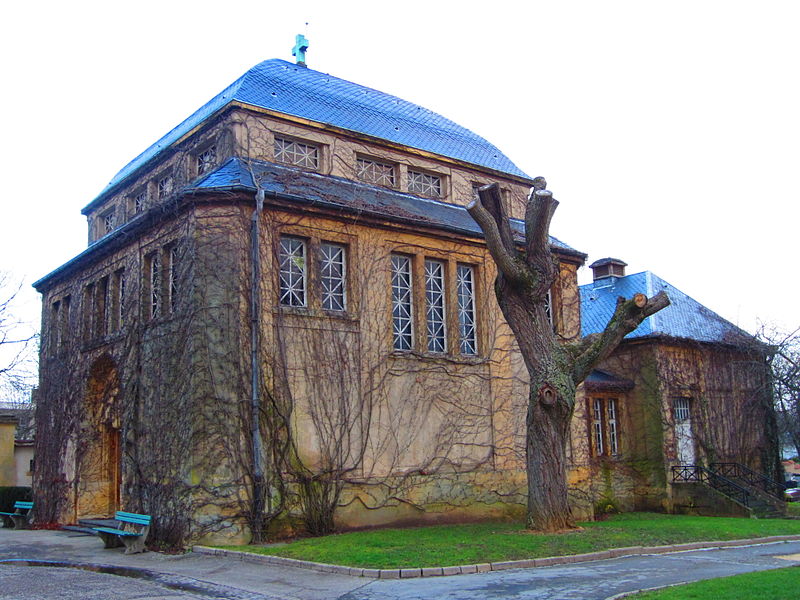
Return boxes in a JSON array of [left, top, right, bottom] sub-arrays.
[[580, 271, 754, 346], [85, 59, 530, 213]]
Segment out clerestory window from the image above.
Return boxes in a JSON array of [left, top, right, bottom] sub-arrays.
[[274, 137, 319, 170], [357, 157, 396, 187], [407, 170, 442, 198], [196, 146, 217, 176]]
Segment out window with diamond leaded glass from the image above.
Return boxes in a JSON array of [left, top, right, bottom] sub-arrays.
[[356, 157, 396, 187], [196, 146, 217, 175], [158, 175, 174, 199], [279, 237, 307, 307], [407, 170, 442, 198], [424, 259, 447, 353], [274, 137, 320, 170], [320, 243, 346, 311], [391, 255, 413, 351], [457, 264, 477, 355]]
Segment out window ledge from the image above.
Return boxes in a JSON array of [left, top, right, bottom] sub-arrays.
[[389, 350, 487, 366]]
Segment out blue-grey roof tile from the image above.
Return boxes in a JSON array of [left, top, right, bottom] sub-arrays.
[[580, 271, 753, 345], [91, 59, 530, 209], [190, 158, 583, 257]]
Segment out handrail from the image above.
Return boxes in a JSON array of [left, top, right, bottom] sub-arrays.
[[671, 465, 753, 508], [710, 462, 785, 499]]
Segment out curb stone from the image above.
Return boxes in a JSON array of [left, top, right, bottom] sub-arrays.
[[192, 534, 800, 579]]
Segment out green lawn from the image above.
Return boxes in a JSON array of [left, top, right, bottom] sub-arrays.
[[787, 502, 800, 517], [629, 567, 800, 599], [216, 512, 800, 569]]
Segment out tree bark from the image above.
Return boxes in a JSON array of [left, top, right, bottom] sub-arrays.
[[468, 182, 669, 532]]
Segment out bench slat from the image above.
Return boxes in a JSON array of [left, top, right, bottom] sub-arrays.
[[115, 511, 151, 525], [14, 502, 33, 509], [94, 527, 141, 537]]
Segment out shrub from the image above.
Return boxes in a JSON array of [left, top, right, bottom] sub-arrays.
[[0, 486, 32, 512]]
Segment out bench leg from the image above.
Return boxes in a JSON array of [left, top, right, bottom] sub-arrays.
[[9, 515, 30, 530], [97, 531, 123, 549], [0, 515, 13, 528], [121, 535, 146, 555]]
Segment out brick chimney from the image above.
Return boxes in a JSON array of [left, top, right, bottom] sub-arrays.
[[589, 257, 627, 282]]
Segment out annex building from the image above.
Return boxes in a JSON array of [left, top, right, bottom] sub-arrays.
[[33, 56, 780, 544]]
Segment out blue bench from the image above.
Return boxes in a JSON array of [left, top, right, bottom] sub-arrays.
[[92, 511, 151, 554], [0, 501, 33, 530]]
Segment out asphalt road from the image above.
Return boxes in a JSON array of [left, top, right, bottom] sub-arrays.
[[1, 528, 799, 600]]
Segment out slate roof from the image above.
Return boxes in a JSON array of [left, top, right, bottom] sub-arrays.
[[580, 271, 753, 346], [191, 157, 584, 257], [87, 59, 530, 211]]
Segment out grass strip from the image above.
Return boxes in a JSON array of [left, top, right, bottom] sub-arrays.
[[216, 512, 800, 569], [629, 566, 800, 599]]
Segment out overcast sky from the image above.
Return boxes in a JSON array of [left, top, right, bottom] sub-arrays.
[[1, 0, 798, 344]]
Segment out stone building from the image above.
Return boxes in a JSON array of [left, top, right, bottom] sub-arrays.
[[33, 58, 588, 542], [33, 58, 778, 543], [576, 258, 781, 516]]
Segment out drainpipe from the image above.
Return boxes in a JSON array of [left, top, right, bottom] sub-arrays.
[[250, 188, 265, 525]]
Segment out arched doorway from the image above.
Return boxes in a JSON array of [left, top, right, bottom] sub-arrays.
[[77, 355, 121, 518]]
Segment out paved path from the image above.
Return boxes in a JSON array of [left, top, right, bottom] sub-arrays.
[[1, 527, 799, 599]]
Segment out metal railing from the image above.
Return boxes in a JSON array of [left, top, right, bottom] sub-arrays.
[[671, 464, 752, 508], [710, 462, 785, 499]]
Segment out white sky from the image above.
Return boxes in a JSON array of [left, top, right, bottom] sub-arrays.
[[1, 0, 798, 341]]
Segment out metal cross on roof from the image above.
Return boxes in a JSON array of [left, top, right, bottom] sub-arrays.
[[292, 34, 309, 67]]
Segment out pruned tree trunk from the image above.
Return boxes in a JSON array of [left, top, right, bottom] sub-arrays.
[[468, 181, 669, 531]]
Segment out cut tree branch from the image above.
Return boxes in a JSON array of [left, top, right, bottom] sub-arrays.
[[467, 187, 528, 283], [571, 290, 671, 384]]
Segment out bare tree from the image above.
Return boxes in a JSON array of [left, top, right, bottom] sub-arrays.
[[467, 181, 669, 531], [759, 326, 800, 459], [0, 272, 37, 390]]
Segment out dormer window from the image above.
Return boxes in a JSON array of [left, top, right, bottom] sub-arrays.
[[408, 170, 442, 198], [196, 146, 217, 175], [357, 157, 396, 187], [158, 175, 174, 199], [274, 137, 319, 170]]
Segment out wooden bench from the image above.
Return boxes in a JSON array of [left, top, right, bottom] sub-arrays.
[[92, 511, 151, 554], [0, 501, 33, 530]]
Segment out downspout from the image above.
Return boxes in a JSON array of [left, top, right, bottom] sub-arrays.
[[250, 188, 265, 536]]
